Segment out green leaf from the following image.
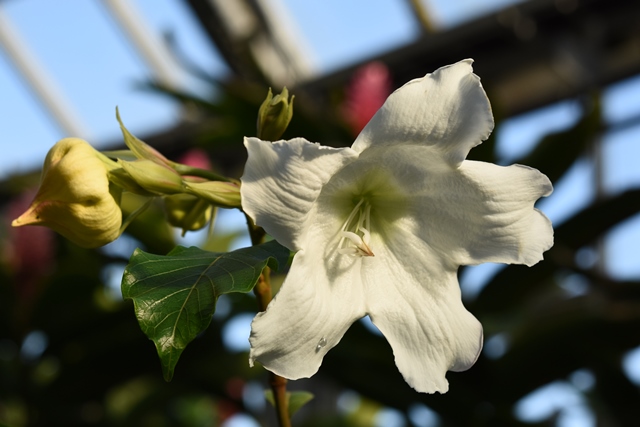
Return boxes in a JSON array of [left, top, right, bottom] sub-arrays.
[[121, 240, 290, 381], [264, 390, 314, 418]]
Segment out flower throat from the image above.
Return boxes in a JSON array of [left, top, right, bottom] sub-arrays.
[[338, 198, 374, 257]]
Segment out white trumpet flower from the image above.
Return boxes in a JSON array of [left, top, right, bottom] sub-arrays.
[[241, 60, 553, 393]]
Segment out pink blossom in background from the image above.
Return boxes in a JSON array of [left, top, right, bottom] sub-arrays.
[[343, 61, 393, 136], [178, 148, 212, 170]]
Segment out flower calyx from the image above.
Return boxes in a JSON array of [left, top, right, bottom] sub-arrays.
[[118, 159, 184, 196], [116, 107, 172, 167], [164, 193, 214, 234], [184, 180, 242, 209]]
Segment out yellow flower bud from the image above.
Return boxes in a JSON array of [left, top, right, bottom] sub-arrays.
[[257, 87, 294, 141], [118, 159, 184, 195], [12, 138, 122, 248]]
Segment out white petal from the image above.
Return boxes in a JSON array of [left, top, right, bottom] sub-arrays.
[[362, 228, 483, 394], [249, 245, 366, 379], [352, 59, 493, 167], [317, 143, 552, 267], [458, 161, 553, 265], [241, 137, 358, 250], [406, 160, 553, 267]]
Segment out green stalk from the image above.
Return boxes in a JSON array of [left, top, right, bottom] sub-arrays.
[[246, 214, 291, 427]]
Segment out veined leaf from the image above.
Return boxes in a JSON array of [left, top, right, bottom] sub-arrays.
[[121, 240, 290, 381]]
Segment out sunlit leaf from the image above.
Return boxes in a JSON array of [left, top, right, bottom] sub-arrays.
[[121, 240, 290, 381]]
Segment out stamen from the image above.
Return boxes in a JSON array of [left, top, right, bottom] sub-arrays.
[[338, 247, 358, 255], [341, 231, 364, 246], [337, 199, 374, 257], [340, 198, 365, 233], [361, 227, 371, 246]]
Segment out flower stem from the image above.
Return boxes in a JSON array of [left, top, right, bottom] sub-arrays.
[[245, 213, 291, 427], [253, 265, 272, 312], [270, 373, 291, 427]]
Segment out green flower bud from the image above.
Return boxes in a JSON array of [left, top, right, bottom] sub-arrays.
[[257, 87, 294, 141], [106, 167, 157, 197], [11, 138, 122, 248], [119, 159, 184, 195], [184, 181, 241, 209], [164, 193, 213, 233]]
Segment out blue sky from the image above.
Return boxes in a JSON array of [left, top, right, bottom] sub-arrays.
[[0, 0, 224, 175], [0, 0, 532, 176], [2, 1, 640, 426]]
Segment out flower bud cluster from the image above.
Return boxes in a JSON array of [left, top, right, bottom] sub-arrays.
[[13, 88, 298, 249], [12, 115, 242, 248]]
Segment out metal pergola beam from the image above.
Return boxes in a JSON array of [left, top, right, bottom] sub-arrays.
[[134, 0, 640, 169], [184, 0, 315, 87], [296, 0, 640, 117]]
